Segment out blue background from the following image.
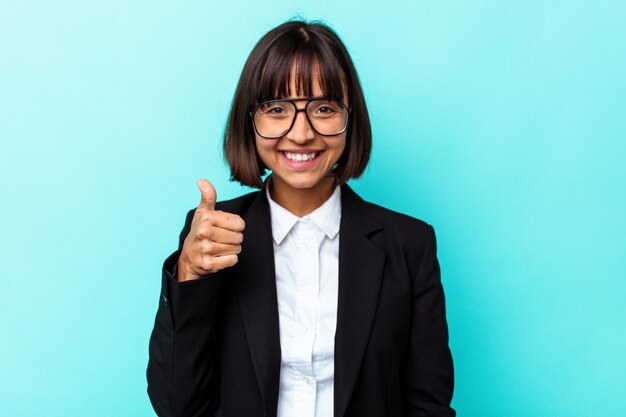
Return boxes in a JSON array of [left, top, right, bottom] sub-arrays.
[[1, 1, 625, 416]]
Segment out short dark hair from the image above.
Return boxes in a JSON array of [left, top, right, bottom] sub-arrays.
[[223, 19, 372, 188]]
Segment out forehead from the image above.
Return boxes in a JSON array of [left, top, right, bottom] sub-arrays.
[[285, 63, 324, 98], [256, 50, 348, 102]]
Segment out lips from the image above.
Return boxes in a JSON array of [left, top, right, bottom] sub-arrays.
[[282, 151, 319, 162], [278, 150, 324, 170]]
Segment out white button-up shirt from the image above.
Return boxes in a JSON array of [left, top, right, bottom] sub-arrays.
[[266, 184, 341, 417]]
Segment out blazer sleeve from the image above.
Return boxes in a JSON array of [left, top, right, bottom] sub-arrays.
[[147, 209, 221, 417], [404, 225, 456, 417]]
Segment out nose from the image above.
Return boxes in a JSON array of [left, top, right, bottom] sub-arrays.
[[285, 108, 315, 143]]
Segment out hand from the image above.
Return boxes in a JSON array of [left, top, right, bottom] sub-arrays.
[[177, 179, 245, 282]]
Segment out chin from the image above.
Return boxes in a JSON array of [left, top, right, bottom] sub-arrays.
[[276, 173, 330, 191], [285, 178, 322, 190]]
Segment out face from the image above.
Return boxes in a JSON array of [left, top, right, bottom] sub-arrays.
[[254, 67, 348, 198]]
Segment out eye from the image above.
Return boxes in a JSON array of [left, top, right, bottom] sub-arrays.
[[311, 100, 341, 117], [260, 105, 283, 114], [272, 105, 287, 114], [258, 102, 292, 117], [317, 106, 337, 114]]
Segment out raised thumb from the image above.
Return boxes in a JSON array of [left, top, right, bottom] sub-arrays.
[[196, 178, 217, 211]]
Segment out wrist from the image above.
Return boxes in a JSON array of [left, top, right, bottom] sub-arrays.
[[177, 258, 195, 282]]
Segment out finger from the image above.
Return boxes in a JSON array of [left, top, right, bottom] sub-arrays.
[[197, 227, 244, 245], [201, 240, 242, 257], [196, 178, 217, 212], [206, 212, 246, 232], [206, 254, 239, 272]]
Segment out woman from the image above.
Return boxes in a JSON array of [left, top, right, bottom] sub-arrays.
[[147, 20, 455, 417]]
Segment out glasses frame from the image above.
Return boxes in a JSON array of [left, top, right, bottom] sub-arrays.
[[249, 97, 352, 139]]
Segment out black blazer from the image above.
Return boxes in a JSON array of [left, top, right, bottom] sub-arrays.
[[147, 184, 455, 417]]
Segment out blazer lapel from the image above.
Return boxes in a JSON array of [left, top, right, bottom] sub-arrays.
[[230, 189, 281, 417], [334, 185, 386, 417]]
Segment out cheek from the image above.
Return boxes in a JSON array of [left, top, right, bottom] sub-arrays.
[[254, 139, 274, 163], [330, 137, 347, 161]]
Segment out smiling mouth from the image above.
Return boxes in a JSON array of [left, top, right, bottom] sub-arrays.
[[280, 151, 323, 162]]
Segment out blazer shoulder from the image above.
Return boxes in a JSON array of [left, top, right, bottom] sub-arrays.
[[362, 198, 434, 238], [358, 198, 438, 279]]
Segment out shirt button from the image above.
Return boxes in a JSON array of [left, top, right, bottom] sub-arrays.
[[303, 327, 310, 335], [303, 236, 311, 244]]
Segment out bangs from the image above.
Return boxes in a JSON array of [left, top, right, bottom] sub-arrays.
[[255, 37, 348, 104]]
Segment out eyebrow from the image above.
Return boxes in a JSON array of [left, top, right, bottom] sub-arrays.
[[277, 94, 325, 99], [272, 95, 338, 101]]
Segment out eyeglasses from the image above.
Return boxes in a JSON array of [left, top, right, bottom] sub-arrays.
[[250, 98, 351, 139]]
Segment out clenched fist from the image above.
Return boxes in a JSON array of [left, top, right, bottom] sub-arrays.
[[177, 179, 245, 282]]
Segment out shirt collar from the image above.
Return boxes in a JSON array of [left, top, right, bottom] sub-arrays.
[[265, 179, 342, 245]]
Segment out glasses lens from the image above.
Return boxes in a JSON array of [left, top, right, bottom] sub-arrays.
[[307, 99, 348, 135], [253, 99, 348, 138], [254, 101, 296, 138]]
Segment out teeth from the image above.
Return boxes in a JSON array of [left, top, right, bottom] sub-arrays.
[[284, 152, 318, 162]]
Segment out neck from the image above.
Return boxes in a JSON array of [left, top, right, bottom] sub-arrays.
[[268, 175, 337, 217]]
